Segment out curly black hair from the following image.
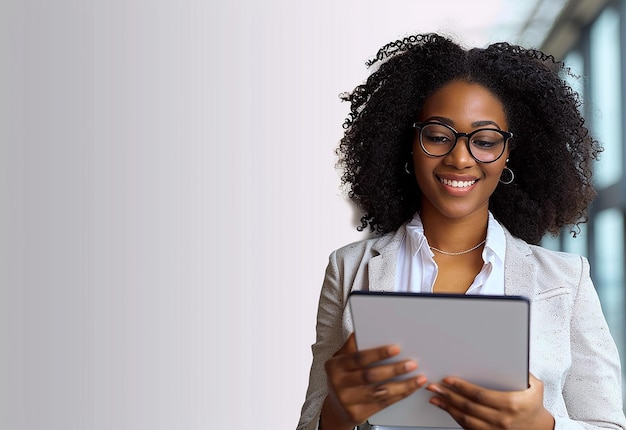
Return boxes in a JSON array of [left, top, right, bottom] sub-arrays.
[[337, 33, 601, 244]]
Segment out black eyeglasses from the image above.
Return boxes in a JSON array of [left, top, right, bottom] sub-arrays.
[[413, 122, 513, 163]]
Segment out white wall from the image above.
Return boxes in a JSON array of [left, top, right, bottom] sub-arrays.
[[0, 1, 510, 429]]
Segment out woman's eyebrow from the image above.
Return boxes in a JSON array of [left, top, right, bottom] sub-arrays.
[[472, 120, 502, 129], [424, 117, 503, 129], [424, 116, 453, 125]]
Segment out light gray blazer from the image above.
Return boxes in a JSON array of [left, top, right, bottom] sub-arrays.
[[297, 225, 626, 430]]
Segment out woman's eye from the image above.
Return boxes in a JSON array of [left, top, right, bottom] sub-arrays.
[[425, 134, 451, 144], [472, 139, 497, 148], [471, 131, 503, 149]]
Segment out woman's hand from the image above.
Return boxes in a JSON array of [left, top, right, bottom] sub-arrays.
[[426, 373, 555, 430], [320, 333, 428, 430]]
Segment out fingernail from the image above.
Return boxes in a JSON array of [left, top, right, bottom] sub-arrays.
[[387, 345, 400, 355], [443, 377, 455, 386], [404, 360, 417, 371], [428, 384, 443, 394], [415, 375, 428, 386]]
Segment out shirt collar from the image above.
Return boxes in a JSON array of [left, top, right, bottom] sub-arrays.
[[404, 211, 506, 263], [484, 212, 506, 265], [405, 212, 428, 257]]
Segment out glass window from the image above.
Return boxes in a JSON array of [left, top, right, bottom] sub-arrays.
[[589, 7, 622, 188], [540, 234, 560, 251], [558, 2, 626, 408]]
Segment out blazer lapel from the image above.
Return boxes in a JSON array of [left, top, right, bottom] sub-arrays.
[[503, 229, 534, 297], [367, 227, 406, 292]]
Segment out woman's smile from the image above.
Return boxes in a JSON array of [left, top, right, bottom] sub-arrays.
[[439, 178, 477, 188]]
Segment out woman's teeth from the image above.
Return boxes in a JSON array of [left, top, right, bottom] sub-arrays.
[[440, 178, 476, 188]]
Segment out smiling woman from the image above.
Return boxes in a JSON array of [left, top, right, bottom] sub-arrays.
[[297, 33, 626, 430]]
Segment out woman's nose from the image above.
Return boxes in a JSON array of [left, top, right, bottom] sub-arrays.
[[443, 137, 475, 167]]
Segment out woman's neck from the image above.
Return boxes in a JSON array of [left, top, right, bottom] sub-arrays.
[[419, 206, 489, 252]]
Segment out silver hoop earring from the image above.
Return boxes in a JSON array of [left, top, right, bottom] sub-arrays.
[[500, 167, 514, 184], [405, 162, 412, 175]]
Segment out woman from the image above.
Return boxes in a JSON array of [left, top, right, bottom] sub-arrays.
[[297, 34, 626, 429]]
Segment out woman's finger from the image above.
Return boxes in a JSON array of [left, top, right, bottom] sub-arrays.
[[336, 358, 418, 386], [432, 377, 507, 409], [427, 382, 498, 425], [344, 344, 401, 371], [427, 374, 549, 429], [339, 373, 428, 406], [322, 334, 430, 427], [327, 333, 402, 375], [332, 333, 400, 370], [369, 373, 427, 401]]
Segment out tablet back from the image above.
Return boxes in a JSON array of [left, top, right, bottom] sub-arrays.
[[348, 292, 529, 428]]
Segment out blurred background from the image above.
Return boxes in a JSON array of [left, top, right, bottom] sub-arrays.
[[1, 0, 624, 428]]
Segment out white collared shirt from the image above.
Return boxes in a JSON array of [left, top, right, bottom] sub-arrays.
[[395, 211, 506, 295]]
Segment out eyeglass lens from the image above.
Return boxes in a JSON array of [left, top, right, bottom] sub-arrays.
[[419, 123, 506, 162]]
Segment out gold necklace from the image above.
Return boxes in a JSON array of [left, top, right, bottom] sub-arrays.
[[429, 239, 486, 256]]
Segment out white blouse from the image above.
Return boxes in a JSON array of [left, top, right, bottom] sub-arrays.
[[395, 211, 506, 295]]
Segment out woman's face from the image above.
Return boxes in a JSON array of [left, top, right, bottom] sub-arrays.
[[412, 80, 510, 221]]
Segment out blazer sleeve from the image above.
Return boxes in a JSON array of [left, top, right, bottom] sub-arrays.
[[555, 256, 626, 429], [297, 250, 349, 430]]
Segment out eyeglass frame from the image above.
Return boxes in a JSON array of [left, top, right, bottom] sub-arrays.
[[412, 121, 513, 164]]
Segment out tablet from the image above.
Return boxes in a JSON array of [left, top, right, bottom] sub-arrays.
[[348, 291, 529, 428]]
